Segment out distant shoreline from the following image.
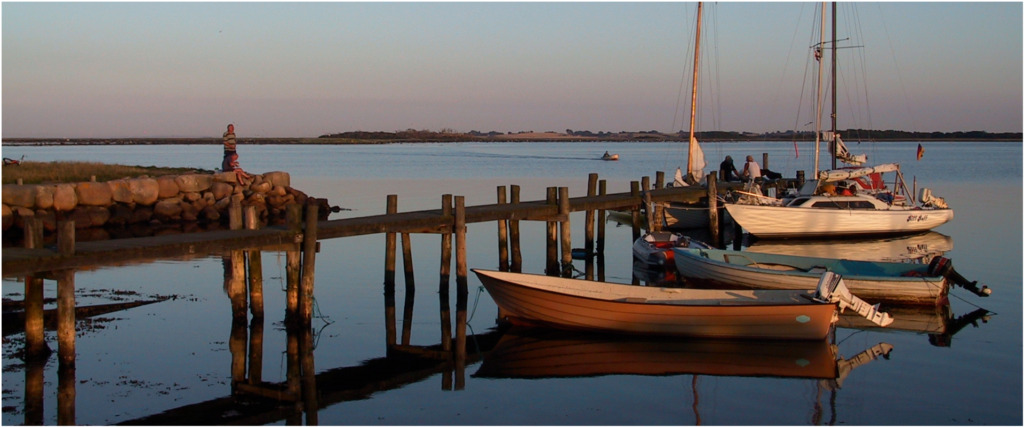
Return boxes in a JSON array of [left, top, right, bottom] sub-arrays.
[[3, 136, 1020, 146]]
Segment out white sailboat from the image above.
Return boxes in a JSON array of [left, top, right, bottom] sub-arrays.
[[725, 3, 953, 238], [661, 2, 714, 230]]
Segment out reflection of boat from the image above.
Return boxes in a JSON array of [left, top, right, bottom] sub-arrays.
[[601, 152, 619, 161], [839, 303, 992, 347], [746, 231, 953, 264], [672, 248, 990, 305], [474, 327, 893, 389], [632, 231, 708, 266], [632, 259, 679, 286], [472, 269, 892, 340]]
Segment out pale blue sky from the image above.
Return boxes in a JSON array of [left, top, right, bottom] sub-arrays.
[[2, 2, 1021, 138]]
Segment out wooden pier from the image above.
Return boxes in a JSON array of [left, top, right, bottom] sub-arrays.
[[2, 168, 793, 424]]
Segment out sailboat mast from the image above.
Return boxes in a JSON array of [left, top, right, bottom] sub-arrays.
[[686, 2, 703, 178], [813, 2, 825, 177], [830, 1, 838, 170]]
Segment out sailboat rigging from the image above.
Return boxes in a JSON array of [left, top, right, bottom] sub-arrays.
[[724, 2, 953, 238]]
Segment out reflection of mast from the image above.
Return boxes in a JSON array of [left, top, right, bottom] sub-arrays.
[[691, 375, 702, 425]]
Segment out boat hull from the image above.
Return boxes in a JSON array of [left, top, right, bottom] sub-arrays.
[[473, 269, 838, 340], [725, 203, 953, 238], [672, 248, 948, 306]]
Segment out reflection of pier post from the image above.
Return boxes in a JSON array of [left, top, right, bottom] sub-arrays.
[[384, 195, 398, 347], [454, 195, 468, 390], [401, 231, 415, 346]]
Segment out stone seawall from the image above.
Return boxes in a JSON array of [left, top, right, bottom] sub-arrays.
[[2, 171, 331, 240]]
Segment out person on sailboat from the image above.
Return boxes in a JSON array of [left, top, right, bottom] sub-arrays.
[[741, 155, 761, 181], [719, 156, 740, 181]]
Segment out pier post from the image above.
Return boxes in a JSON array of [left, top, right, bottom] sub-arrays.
[[384, 195, 398, 346], [653, 172, 665, 232], [226, 198, 247, 321], [496, 186, 509, 271], [24, 217, 50, 358], [57, 220, 75, 256], [455, 194, 469, 378], [545, 187, 559, 276], [558, 187, 573, 277], [642, 177, 654, 232], [55, 269, 76, 367], [454, 195, 469, 388], [244, 206, 264, 319], [285, 204, 302, 321], [438, 195, 453, 351], [509, 185, 522, 273], [762, 153, 769, 171], [299, 199, 319, 326], [455, 196, 468, 297], [585, 174, 597, 258], [707, 172, 720, 246], [597, 180, 607, 254], [401, 232, 415, 345], [630, 181, 641, 241], [57, 355, 75, 425]]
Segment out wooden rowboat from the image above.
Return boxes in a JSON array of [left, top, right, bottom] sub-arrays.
[[472, 269, 892, 340]]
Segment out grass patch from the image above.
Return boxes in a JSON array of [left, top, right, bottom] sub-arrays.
[[2, 161, 213, 185]]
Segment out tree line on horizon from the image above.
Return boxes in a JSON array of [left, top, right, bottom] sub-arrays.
[[319, 128, 1021, 141]]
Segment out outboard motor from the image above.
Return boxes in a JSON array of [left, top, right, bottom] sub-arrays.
[[928, 256, 991, 297]]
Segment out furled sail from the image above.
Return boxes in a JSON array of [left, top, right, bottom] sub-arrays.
[[818, 163, 900, 181], [823, 131, 867, 166]]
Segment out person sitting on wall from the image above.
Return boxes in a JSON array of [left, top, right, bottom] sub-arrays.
[[719, 156, 740, 181], [222, 152, 251, 185]]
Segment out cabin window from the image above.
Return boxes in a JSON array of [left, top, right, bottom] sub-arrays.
[[810, 200, 875, 209]]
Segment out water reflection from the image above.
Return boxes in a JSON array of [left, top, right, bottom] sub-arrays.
[[838, 304, 992, 347], [746, 231, 954, 264]]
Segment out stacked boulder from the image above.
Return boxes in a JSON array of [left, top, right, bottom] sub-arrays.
[[2, 171, 326, 235]]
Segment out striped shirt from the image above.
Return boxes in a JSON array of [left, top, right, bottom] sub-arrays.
[[223, 131, 236, 153]]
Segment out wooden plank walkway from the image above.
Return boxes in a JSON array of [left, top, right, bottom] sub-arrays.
[[2, 185, 705, 278]]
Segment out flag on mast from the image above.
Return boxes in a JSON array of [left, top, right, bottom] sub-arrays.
[[916, 143, 924, 161]]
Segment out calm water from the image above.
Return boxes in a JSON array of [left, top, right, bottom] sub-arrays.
[[2, 141, 1021, 425]]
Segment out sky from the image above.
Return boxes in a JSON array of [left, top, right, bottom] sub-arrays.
[[2, 2, 1021, 138]]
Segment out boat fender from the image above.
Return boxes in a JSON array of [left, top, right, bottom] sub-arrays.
[[928, 257, 991, 297]]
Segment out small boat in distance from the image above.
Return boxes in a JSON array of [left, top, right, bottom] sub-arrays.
[[672, 248, 991, 306], [601, 151, 619, 161], [472, 269, 893, 340]]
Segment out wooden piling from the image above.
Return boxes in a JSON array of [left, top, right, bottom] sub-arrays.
[[653, 172, 665, 231], [762, 152, 769, 171], [642, 177, 654, 232], [384, 195, 398, 345], [558, 187, 572, 277], [299, 200, 319, 325], [455, 196, 468, 297], [26, 358, 44, 424], [400, 232, 415, 345], [707, 172, 719, 245], [24, 219, 49, 358], [509, 185, 522, 273], [57, 220, 75, 256], [56, 269, 76, 367], [248, 317, 264, 385], [597, 180, 607, 254], [385, 195, 398, 287], [630, 181, 641, 241], [244, 206, 264, 319], [438, 194, 453, 351], [545, 187, 559, 276], [285, 204, 302, 321], [496, 186, 509, 271], [585, 174, 597, 257]]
